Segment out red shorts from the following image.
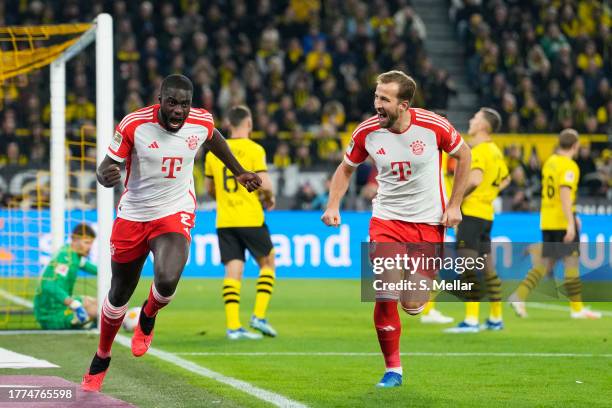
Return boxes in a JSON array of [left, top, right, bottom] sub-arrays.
[[369, 217, 444, 280], [110, 212, 195, 263], [369, 217, 444, 243]]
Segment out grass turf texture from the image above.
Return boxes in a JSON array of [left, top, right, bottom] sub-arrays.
[[1, 278, 611, 407]]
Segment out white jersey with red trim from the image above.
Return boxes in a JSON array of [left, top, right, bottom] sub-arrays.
[[107, 104, 214, 222], [345, 108, 464, 224]]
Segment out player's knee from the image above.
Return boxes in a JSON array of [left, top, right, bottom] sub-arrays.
[[108, 289, 130, 307], [154, 275, 180, 297], [401, 301, 426, 315]]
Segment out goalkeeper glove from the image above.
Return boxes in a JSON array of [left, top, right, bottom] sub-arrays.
[[69, 300, 89, 324]]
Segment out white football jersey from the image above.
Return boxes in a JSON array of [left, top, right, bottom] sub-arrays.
[[107, 104, 214, 221], [345, 108, 464, 224]]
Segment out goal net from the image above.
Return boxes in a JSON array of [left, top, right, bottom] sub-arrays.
[[0, 15, 114, 329]]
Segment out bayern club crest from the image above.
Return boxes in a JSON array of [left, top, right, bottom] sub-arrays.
[[410, 140, 425, 155], [186, 135, 199, 150]]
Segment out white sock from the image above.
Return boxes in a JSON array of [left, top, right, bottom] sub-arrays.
[[386, 367, 403, 375], [465, 317, 478, 326]]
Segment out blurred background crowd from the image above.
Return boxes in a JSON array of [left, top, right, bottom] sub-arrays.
[[0, 0, 610, 211]]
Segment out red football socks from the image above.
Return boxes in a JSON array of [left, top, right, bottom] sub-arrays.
[[143, 283, 174, 318], [96, 296, 128, 359], [374, 300, 402, 369]]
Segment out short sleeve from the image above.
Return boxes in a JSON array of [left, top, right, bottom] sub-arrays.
[[204, 151, 213, 177], [253, 145, 268, 173], [107, 125, 133, 163], [344, 127, 370, 167], [560, 164, 579, 189], [470, 146, 485, 171], [499, 158, 510, 180], [439, 125, 463, 155], [188, 108, 215, 141]]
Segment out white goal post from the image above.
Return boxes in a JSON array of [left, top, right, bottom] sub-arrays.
[[49, 13, 114, 319]]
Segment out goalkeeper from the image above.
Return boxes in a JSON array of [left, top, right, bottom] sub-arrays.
[[33, 223, 98, 329]]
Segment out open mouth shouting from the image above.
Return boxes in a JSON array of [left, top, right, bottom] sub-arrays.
[[167, 116, 185, 130], [377, 109, 390, 126]]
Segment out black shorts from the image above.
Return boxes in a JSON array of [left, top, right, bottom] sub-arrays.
[[456, 215, 493, 254], [217, 224, 274, 264], [541, 229, 580, 259]]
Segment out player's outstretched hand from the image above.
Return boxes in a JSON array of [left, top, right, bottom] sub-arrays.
[[69, 300, 89, 324], [321, 208, 341, 227], [441, 205, 462, 227], [98, 165, 121, 187], [236, 172, 262, 192]]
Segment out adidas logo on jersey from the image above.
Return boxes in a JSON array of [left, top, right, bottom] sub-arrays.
[[148, 141, 159, 148], [376, 148, 386, 155]]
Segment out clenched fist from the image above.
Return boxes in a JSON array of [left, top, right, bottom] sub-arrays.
[[321, 208, 341, 227], [236, 171, 262, 192], [97, 164, 121, 187]]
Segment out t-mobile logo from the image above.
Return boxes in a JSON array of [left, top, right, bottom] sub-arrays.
[[390, 161, 411, 181], [161, 157, 183, 178]]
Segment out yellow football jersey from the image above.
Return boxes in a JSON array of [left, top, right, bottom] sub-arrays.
[[461, 141, 509, 221], [540, 154, 579, 230], [205, 138, 268, 228]]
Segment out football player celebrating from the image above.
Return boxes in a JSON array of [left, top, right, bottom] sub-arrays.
[[81, 74, 261, 392], [322, 70, 471, 387]]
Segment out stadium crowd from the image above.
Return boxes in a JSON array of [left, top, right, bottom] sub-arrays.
[[452, 0, 611, 134], [0, 0, 610, 209]]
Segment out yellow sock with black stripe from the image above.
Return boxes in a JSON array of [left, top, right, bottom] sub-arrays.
[[485, 270, 503, 322], [516, 265, 546, 300], [222, 278, 241, 330], [254, 267, 275, 319], [564, 267, 583, 313]]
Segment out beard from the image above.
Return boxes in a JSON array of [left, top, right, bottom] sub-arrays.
[[377, 108, 399, 129]]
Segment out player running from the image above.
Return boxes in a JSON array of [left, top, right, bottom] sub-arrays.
[[444, 108, 510, 333], [204, 106, 277, 340], [81, 75, 262, 392], [33, 223, 98, 330], [509, 129, 601, 319], [321, 70, 471, 387]]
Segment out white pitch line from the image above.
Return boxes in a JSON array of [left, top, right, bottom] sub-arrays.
[[0, 288, 34, 308], [528, 302, 612, 316], [114, 334, 307, 408], [175, 351, 612, 358], [0, 291, 306, 407]]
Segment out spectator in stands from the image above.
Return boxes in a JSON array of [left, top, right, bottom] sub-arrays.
[[0, 142, 25, 198], [576, 145, 602, 196], [292, 182, 316, 210]]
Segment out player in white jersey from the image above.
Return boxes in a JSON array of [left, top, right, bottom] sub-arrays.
[[82, 75, 261, 392], [322, 70, 471, 387]]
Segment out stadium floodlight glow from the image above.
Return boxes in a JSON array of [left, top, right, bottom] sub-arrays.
[[50, 13, 114, 321]]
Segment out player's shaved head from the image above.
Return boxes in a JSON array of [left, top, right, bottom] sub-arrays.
[[161, 74, 193, 96], [480, 108, 502, 132], [228, 105, 252, 128], [559, 128, 579, 149], [158, 74, 193, 132]]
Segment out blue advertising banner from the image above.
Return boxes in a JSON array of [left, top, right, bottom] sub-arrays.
[[1, 210, 611, 278]]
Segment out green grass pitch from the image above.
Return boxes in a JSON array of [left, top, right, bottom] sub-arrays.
[[1, 278, 611, 407]]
